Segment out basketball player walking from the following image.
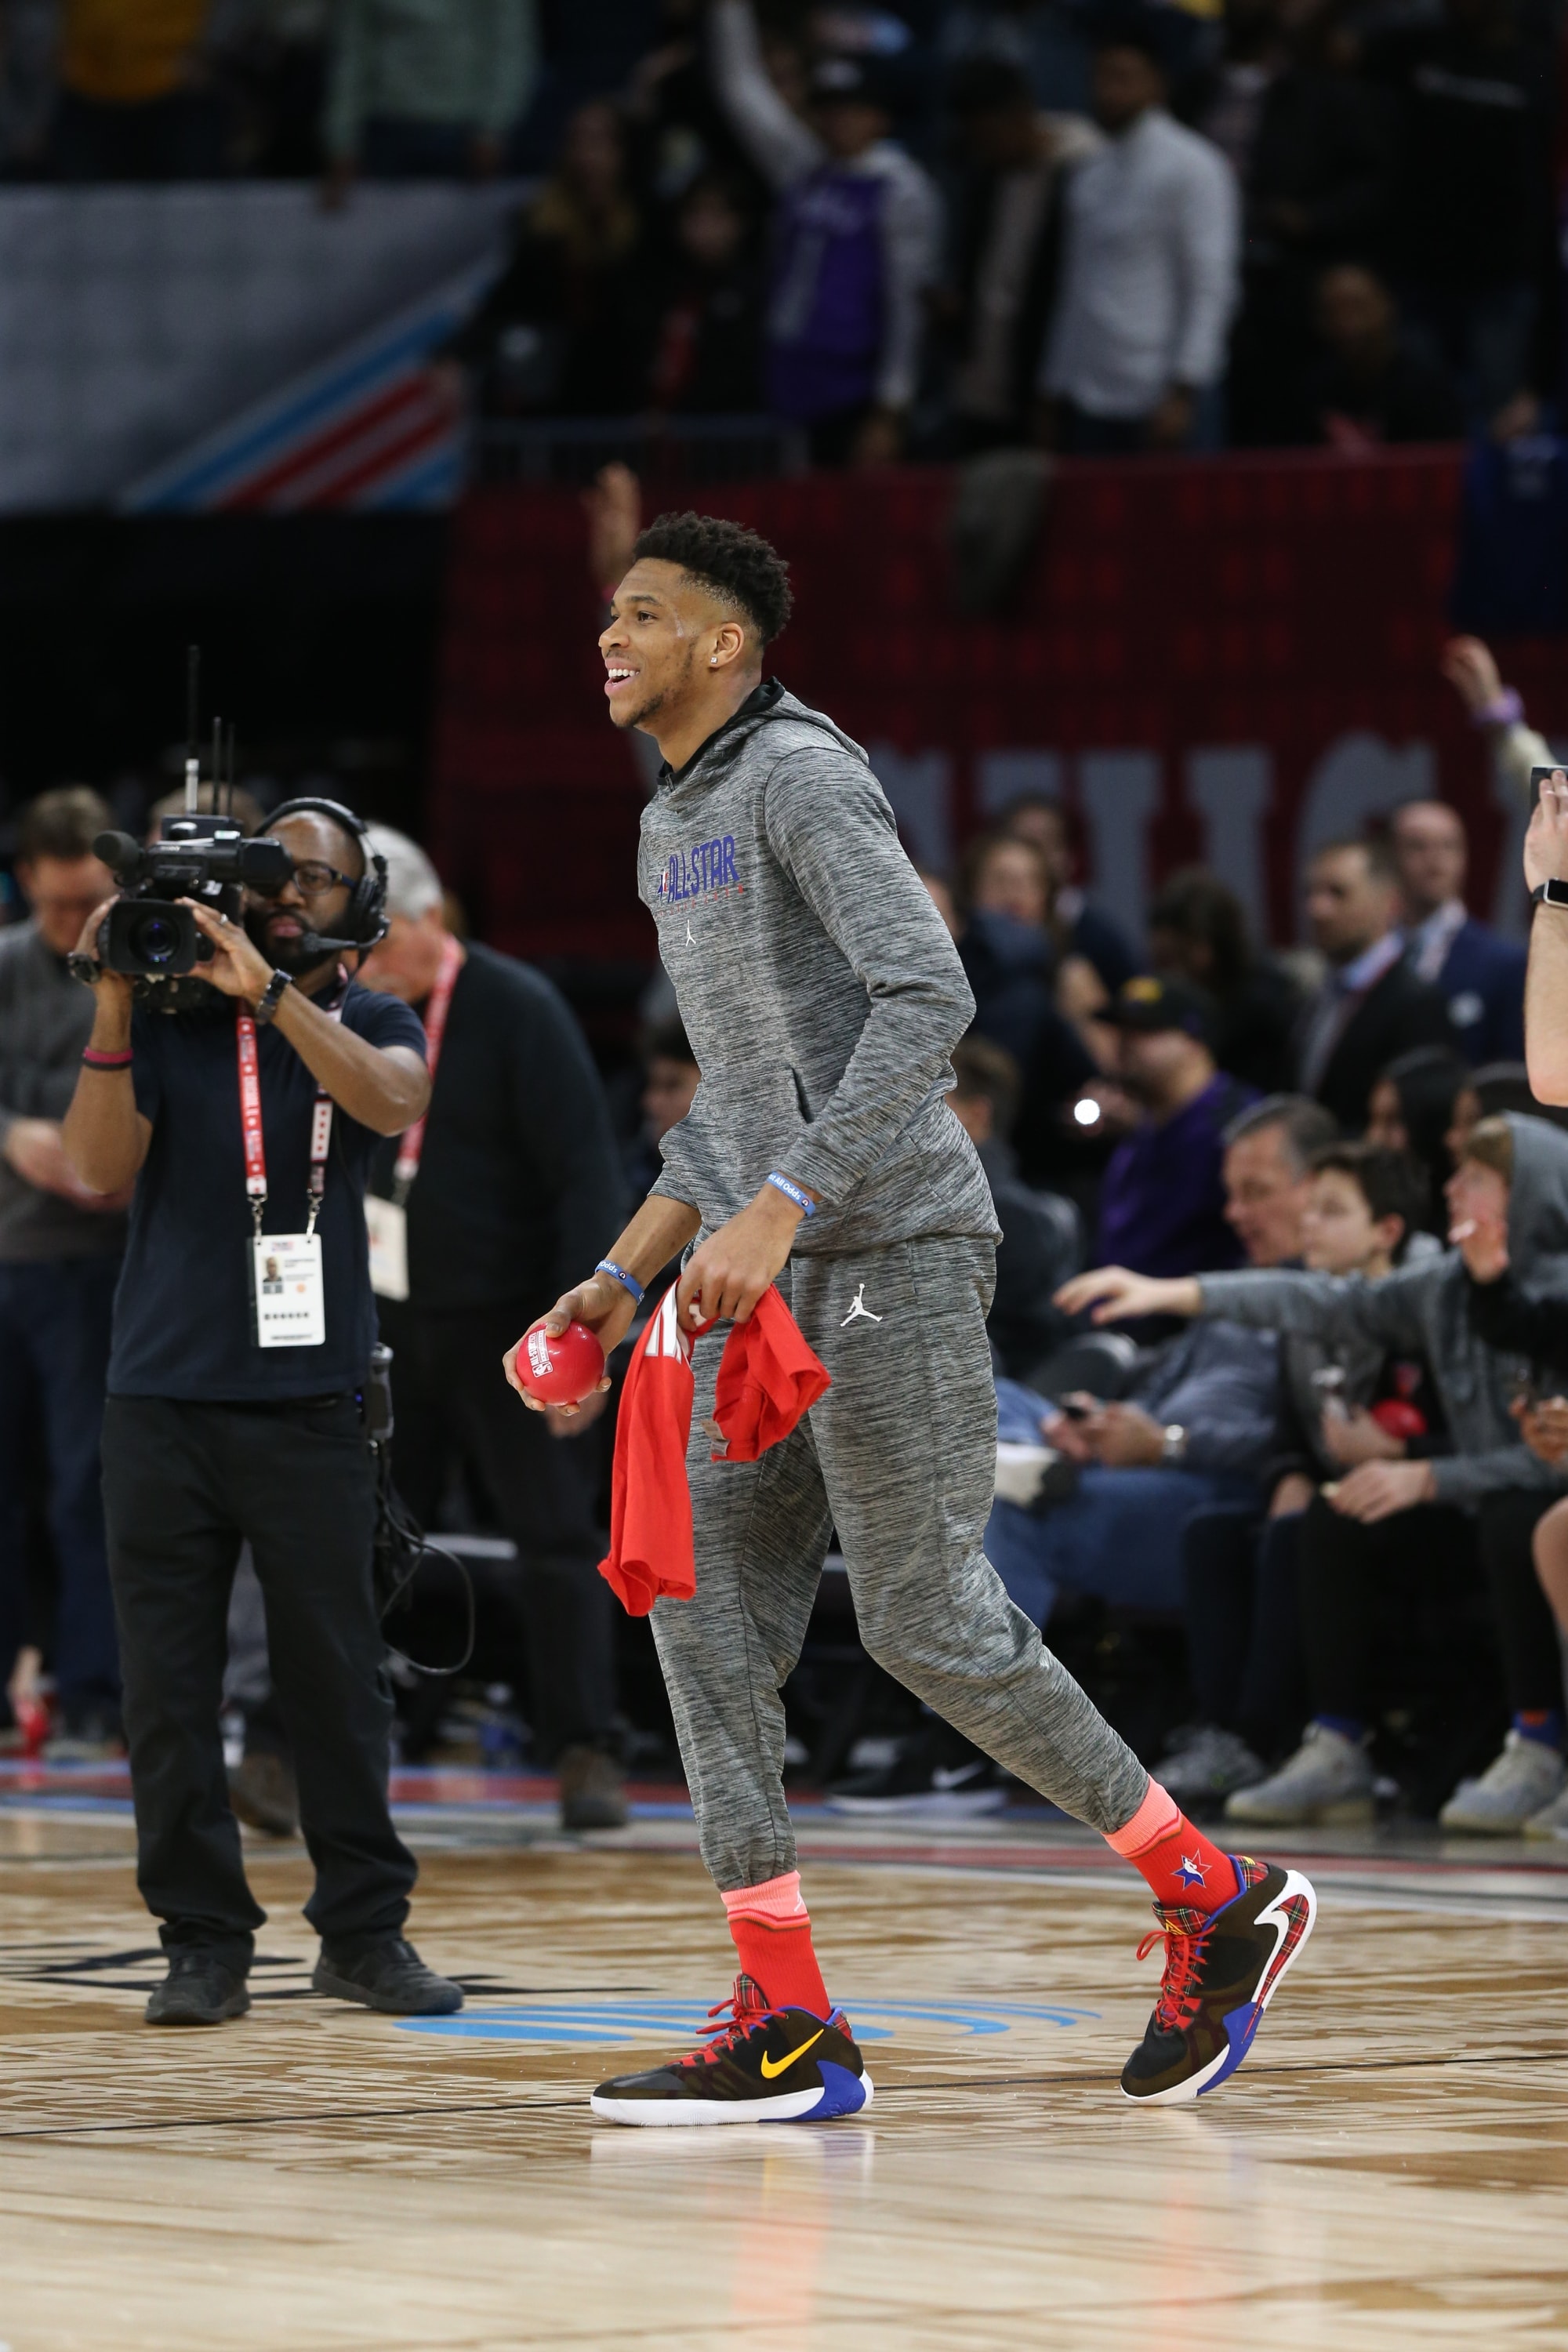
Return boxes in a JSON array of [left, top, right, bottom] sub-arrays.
[[509, 513, 1316, 2120]]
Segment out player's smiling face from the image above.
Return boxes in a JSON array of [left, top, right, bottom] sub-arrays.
[[600, 559, 708, 732]]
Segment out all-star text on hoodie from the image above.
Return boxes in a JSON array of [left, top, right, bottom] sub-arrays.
[[640, 681, 998, 1255], [1195, 1112, 1568, 1509]]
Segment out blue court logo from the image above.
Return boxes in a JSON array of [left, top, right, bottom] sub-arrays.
[[398, 1995, 1099, 2045]]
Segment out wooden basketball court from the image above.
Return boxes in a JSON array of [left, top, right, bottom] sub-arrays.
[[0, 1765, 1563, 2350]]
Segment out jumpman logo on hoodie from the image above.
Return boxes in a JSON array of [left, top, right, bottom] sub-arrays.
[[841, 1284, 883, 1327]]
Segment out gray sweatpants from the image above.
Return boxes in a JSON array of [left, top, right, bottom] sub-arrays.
[[651, 1237, 1149, 1892]]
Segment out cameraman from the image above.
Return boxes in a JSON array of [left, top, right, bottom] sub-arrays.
[[61, 800, 463, 2028]]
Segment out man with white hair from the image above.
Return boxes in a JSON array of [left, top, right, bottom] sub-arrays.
[[356, 827, 630, 1830]]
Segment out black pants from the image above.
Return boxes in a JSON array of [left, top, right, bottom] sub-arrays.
[[1298, 1494, 1488, 1724], [0, 1256, 122, 1716], [376, 1299, 615, 1760], [1475, 1487, 1566, 1717], [102, 1395, 416, 1965], [1182, 1506, 1308, 1759]]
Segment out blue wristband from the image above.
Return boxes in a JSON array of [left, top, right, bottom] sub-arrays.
[[767, 1171, 816, 1218], [595, 1258, 645, 1305]]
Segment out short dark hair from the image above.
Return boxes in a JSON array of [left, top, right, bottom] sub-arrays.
[[16, 785, 112, 865], [647, 1017, 697, 1069], [1147, 866, 1254, 994], [1091, 12, 1171, 68], [952, 1034, 1022, 1135], [1312, 835, 1399, 887], [630, 511, 794, 644], [1223, 1093, 1339, 1170], [1308, 1140, 1429, 1247]]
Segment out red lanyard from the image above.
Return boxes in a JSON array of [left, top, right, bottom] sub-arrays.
[[392, 934, 463, 1196], [237, 1001, 339, 1237]]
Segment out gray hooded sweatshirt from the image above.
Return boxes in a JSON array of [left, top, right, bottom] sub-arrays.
[[640, 681, 998, 1254], [1196, 1112, 1568, 1508]]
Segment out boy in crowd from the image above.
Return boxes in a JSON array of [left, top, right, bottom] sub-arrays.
[[1060, 1114, 1568, 1830], [1161, 1140, 1436, 1809]]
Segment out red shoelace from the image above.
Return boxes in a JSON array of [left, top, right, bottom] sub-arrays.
[[675, 1976, 779, 2068], [1137, 1909, 1214, 2035]]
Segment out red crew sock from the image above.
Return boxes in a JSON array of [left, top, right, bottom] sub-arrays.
[[721, 1871, 831, 2016], [1103, 1780, 1241, 1914]]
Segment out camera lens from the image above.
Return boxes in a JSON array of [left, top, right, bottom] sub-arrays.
[[134, 913, 181, 968]]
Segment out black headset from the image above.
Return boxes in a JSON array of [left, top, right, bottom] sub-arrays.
[[267, 797, 390, 952]]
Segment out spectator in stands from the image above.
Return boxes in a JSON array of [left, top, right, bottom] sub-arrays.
[[997, 791, 1138, 992], [52, 0, 229, 179], [1365, 1043, 1470, 1222], [956, 829, 1057, 1069], [355, 827, 630, 1830], [918, 868, 961, 939], [624, 1016, 699, 1201], [0, 0, 58, 176], [441, 101, 644, 416], [1457, 1156, 1568, 1831], [1058, 1112, 1568, 1829], [1095, 975, 1255, 1280], [710, 1, 941, 465], [949, 1036, 1080, 1378], [220, 0, 330, 179], [635, 172, 765, 416], [1295, 264, 1465, 449], [1160, 1138, 1435, 1809], [1295, 836, 1457, 1131], [1391, 797, 1526, 1062], [0, 790, 127, 1755], [1147, 866, 1301, 1093], [938, 59, 1101, 452], [1365, 0, 1553, 435], [322, 0, 536, 194], [1040, 19, 1239, 453], [1191, 0, 1390, 448], [1442, 632, 1558, 835]]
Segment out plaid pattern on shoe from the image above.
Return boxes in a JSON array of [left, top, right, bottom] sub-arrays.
[[1121, 1857, 1317, 2105]]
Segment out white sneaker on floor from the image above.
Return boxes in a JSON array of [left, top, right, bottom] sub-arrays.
[[1523, 1780, 1568, 1840], [1223, 1722, 1374, 1828], [1157, 1725, 1267, 1807], [1439, 1732, 1566, 1835]]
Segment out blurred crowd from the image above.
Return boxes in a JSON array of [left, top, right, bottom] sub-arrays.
[[6, 617, 1568, 1849], [0, 0, 1559, 454]]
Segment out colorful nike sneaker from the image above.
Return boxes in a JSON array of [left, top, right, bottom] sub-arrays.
[[1120, 1857, 1317, 2105], [589, 1973, 873, 2127]]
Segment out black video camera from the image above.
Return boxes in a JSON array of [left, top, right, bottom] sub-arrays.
[[90, 818, 292, 979]]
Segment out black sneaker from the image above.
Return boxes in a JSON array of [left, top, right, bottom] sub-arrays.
[[828, 1725, 1006, 1817], [590, 1973, 873, 2127], [145, 1951, 252, 2027], [312, 1936, 463, 2016], [1120, 1857, 1317, 2104]]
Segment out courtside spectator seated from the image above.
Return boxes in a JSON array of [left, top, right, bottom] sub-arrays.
[[1058, 1112, 1568, 1828], [1365, 1044, 1471, 1226], [1296, 837, 1457, 1131], [949, 1036, 1080, 1380], [1159, 1139, 1436, 1810], [1390, 797, 1526, 1065], [996, 793, 1138, 995], [1094, 975, 1254, 1283], [1148, 868, 1301, 1096]]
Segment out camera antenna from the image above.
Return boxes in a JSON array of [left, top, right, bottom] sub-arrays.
[[211, 717, 222, 820], [225, 722, 237, 820], [184, 645, 201, 815]]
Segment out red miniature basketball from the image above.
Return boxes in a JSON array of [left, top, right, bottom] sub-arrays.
[[514, 1318, 605, 1406], [1370, 1398, 1427, 1443]]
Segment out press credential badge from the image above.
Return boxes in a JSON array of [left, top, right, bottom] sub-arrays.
[[252, 1232, 327, 1347]]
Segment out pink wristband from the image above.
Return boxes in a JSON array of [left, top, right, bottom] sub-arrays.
[[81, 1047, 132, 1070]]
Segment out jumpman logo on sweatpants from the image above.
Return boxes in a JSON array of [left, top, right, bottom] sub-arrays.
[[841, 1284, 883, 1327]]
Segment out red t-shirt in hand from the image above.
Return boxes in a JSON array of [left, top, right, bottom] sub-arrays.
[[597, 1284, 829, 1617]]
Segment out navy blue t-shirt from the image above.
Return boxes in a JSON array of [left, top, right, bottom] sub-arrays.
[[108, 982, 427, 1401]]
